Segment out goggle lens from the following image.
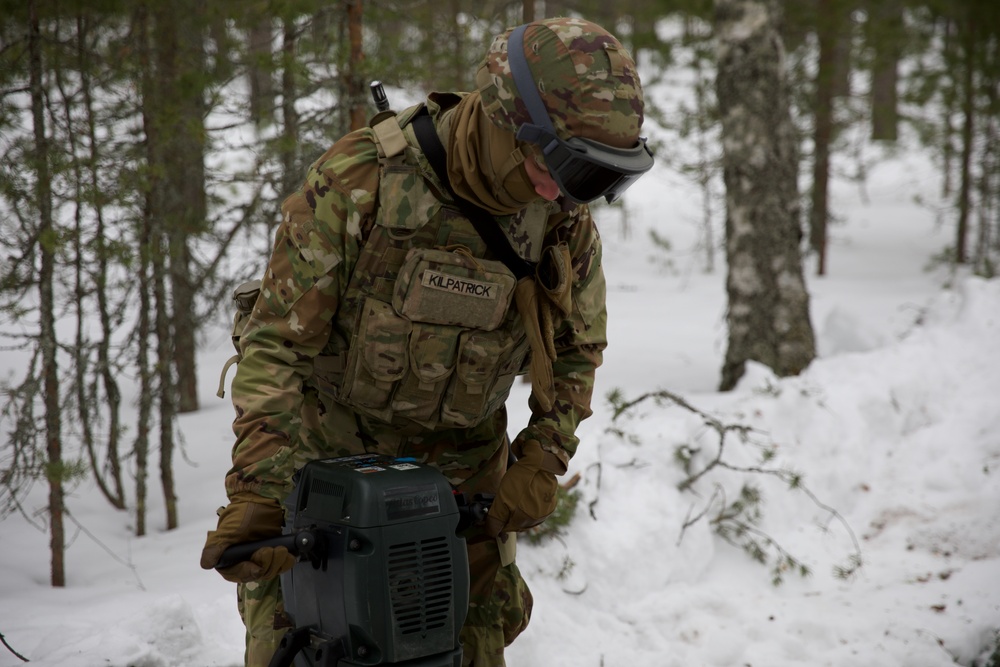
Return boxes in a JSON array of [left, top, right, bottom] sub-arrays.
[[524, 130, 653, 204], [558, 159, 631, 203]]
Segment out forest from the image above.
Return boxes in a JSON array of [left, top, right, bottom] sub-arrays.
[[0, 0, 998, 591]]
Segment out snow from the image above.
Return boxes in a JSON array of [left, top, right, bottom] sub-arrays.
[[2, 131, 1000, 667]]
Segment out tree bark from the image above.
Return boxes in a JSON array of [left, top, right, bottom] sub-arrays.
[[248, 18, 274, 126], [714, 0, 817, 391], [810, 0, 839, 276], [869, 0, 902, 141], [346, 0, 366, 131], [280, 16, 300, 199], [151, 0, 206, 414], [29, 0, 65, 587], [156, 232, 178, 530], [135, 0, 154, 538], [77, 10, 126, 511], [955, 13, 976, 265]]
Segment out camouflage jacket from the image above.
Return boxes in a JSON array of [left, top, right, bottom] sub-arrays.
[[226, 95, 608, 500]]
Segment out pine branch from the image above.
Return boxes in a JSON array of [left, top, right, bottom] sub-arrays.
[[607, 387, 864, 584]]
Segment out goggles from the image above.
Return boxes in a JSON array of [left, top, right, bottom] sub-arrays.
[[507, 25, 654, 204]]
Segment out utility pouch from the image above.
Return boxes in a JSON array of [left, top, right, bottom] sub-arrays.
[[393, 247, 516, 331], [440, 329, 516, 428], [217, 279, 262, 398], [341, 297, 412, 413]]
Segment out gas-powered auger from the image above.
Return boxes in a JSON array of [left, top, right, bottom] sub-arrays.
[[216, 455, 492, 667]]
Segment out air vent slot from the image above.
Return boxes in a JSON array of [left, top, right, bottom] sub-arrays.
[[387, 535, 454, 635], [310, 478, 345, 498]]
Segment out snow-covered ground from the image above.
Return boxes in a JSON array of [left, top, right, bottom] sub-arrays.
[[2, 129, 998, 665]]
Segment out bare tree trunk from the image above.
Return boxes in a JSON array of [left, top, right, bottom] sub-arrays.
[[418, 1, 435, 91], [29, 0, 65, 588], [831, 4, 852, 99], [346, 0, 366, 131], [151, 0, 206, 415], [869, 0, 902, 141], [280, 17, 300, 199], [973, 69, 997, 277], [714, 0, 816, 391], [144, 4, 181, 523], [156, 231, 178, 530], [248, 18, 274, 126], [810, 0, 839, 276], [955, 14, 976, 265], [449, 0, 464, 89], [76, 10, 126, 511], [135, 1, 154, 538]]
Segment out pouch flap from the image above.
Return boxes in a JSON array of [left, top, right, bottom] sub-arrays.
[[408, 322, 458, 383], [358, 298, 411, 381], [393, 247, 516, 331], [377, 160, 441, 231], [455, 330, 513, 387]]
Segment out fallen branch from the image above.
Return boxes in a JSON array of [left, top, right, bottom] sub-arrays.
[[0, 631, 29, 662]]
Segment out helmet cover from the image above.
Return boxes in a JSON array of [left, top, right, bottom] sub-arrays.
[[476, 17, 645, 149]]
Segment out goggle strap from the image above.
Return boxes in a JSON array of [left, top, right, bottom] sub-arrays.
[[507, 25, 558, 137], [515, 124, 559, 155]]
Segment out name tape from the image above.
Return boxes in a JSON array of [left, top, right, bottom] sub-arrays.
[[421, 270, 499, 300]]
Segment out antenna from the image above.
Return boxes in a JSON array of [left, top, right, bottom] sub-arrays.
[[370, 81, 390, 112]]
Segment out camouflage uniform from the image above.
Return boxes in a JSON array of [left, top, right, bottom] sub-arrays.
[[222, 16, 645, 667]]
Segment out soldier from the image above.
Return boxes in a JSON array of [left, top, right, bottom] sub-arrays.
[[200, 16, 653, 667]]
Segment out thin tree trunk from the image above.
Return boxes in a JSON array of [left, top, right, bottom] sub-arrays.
[[144, 4, 182, 523], [135, 1, 154, 537], [156, 232, 178, 530], [831, 4, 852, 99], [870, 0, 902, 141], [135, 228, 153, 538], [280, 16, 300, 199], [248, 18, 274, 126], [450, 0, 464, 89], [940, 18, 956, 199], [70, 10, 126, 511], [151, 0, 205, 415], [811, 0, 839, 276], [29, 0, 65, 588], [974, 69, 997, 276], [715, 0, 817, 391], [955, 14, 976, 265], [346, 0, 366, 131]]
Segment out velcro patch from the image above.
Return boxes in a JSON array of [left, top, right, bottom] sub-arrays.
[[421, 270, 500, 300], [394, 247, 516, 331]]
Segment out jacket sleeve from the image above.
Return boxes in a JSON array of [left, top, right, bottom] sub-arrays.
[[514, 203, 608, 469], [225, 132, 379, 502]]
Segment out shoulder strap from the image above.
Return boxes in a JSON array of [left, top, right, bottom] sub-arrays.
[[411, 109, 534, 281]]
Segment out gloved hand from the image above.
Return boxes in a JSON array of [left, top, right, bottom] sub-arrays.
[[199, 492, 296, 583], [485, 440, 565, 537]]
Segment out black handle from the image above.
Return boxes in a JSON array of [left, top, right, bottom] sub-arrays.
[[455, 493, 495, 533], [215, 530, 316, 570]]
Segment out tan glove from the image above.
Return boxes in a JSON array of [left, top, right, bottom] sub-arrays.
[[199, 492, 296, 583], [485, 440, 565, 537]]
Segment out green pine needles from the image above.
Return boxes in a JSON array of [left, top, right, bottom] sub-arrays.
[[525, 484, 583, 546], [607, 388, 863, 586]]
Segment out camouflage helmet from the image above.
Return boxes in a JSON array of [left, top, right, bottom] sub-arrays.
[[475, 17, 645, 149]]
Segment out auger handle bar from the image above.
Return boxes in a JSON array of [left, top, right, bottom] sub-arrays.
[[214, 530, 317, 570]]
